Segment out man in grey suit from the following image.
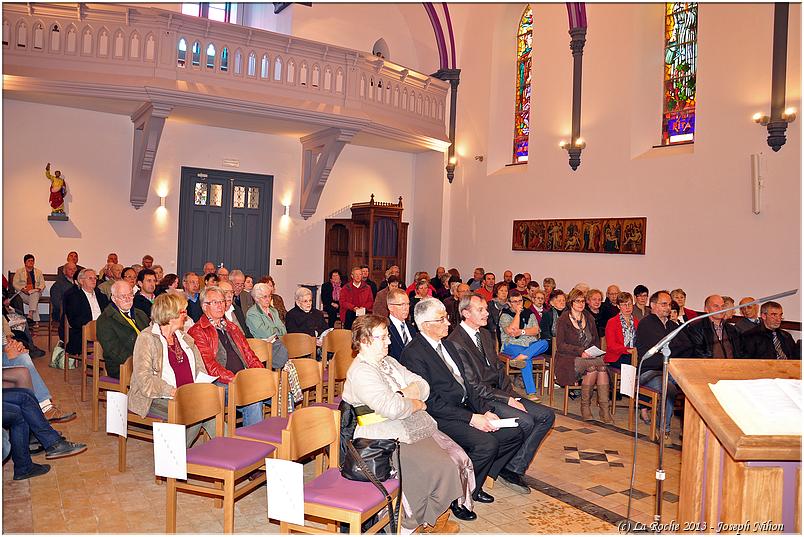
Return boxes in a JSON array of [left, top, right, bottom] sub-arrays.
[[447, 294, 555, 494], [734, 297, 762, 333], [230, 270, 254, 318]]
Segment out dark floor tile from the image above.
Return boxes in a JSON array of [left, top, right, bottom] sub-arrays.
[[588, 485, 617, 497], [563, 445, 578, 451], [609, 462, 625, 468], [564, 458, 581, 464], [662, 491, 679, 503], [579, 452, 607, 461], [576, 427, 596, 434], [620, 488, 650, 500], [553, 425, 571, 432], [604, 449, 619, 454]]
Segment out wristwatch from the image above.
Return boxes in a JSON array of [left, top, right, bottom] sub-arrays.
[[520, 329, 526, 336]]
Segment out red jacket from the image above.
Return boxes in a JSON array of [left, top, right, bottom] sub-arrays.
[[604, 314, 639, 363], [187, 315, 263, 383], [339, 282, 374, 322]]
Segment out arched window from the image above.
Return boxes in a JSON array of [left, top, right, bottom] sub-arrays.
[[113, 30, 125, 58], [311, 65, 320, 87], [65, 25, 77, 53], [220, 47, 229, 71], [335, 69, 344, 93], [513, 5, 532, 163], [247, 51, 256, 77], [273, 56, 282, 81], [98, 28, 109, 56], [33, 22, 44, 50], [234, 49, 243, 75], [50, 24, 61, 52], [177, 38, 187, 67], [3, 19, 9, 46], [260, 54, 269, 78], [81, 27, 92, 55], [16, 21, 28, 48], [323, 67, 332, 91], [129, 32, 140, 59], [662, 2, 698, 145], [145, 34, 155, 61], [206, 43, 215, 68], [299, 62, 308, 86], [191, 40, 201, 66]]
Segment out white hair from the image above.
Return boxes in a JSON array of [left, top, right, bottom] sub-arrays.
[[294, 286, 312, 301], [413, 298, 446, 329]]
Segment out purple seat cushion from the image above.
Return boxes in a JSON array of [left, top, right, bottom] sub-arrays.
[[99, 376, 119, 385], [187, 437, 275, 470], [322, 369, 329, 382], [305, 469, 399, 510], [235, 417, 288, 444]]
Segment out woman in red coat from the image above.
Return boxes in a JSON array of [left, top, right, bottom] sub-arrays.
[[604, 291, 639, 366]]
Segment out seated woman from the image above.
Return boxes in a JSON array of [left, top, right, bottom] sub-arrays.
[[154, 274, 180, 297], [342, 315, 473, 534], [499, 289, 548, 402], [539, 289, 567, 355], [246, 282, 288, 343], [320, 269, 342, 329], [604, 291, 639, 367], [555, 288, 612, 423], [486, 282, 509, 345], [285, 287, 328, 358], [409, 280, 431, 314], [585, 288, 608, 335], [128, 293, 215, 446], [203, 273, 219, 288], [258, 275, 287, 324]]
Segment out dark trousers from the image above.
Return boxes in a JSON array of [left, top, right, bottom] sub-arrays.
[[323, 304, 339, 329], [437, 418, 523, 493], [2, 388, 62, 478], [489, 398, 555, 475]]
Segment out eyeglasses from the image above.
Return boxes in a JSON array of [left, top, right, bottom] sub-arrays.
[[423, 316, 449, 324], [389, 302, 410, 307], [371, 333, 391, 341], [572, 299, 586, 304], [114, 294, 134, 300], [509, 299, 523, 303], [204, 300, 226, 306]]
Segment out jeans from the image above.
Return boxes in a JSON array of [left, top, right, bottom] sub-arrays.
[[216, 382, 265, 427], [502, 339, 549, 395], [2, 388, 62, 478], [639, 371, 677, 433], [3, 351, 51, 403]]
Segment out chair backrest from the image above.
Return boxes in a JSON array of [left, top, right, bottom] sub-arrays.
[[291, 358, 323, 392], [329, 347, 355, 382], [628, 347, 638, 366], [82, 320, 97, 358], [119, 357, 133, 392], [282, 333, 317, 359], [551, 337, 557, 360], [279, 406, 340, 468], [322, 329, 352, 356], [600, 336, 607, 351], [169, 383, 225, 437], [246, 338, 272, 365], [227, 368, 280, 425]]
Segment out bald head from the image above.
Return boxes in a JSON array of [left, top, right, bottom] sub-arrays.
[[739, 296, 758, 319], [704, 294, 725, 321]]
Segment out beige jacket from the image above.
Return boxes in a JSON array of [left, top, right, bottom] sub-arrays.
[[13, 267, 45, 292], [128, 324, 208, 418]]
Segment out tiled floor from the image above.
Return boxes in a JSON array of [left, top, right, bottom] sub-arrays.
[[3, 330, 681, 533]]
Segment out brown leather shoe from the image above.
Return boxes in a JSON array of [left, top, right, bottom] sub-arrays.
[[43, 405, 77, 423]]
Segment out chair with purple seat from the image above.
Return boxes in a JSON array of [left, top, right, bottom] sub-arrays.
[[290, 358, 324, 409], [90, 340, 127, 431], [167, 382, 276, 533], [277, 406, 401, 534], [227, 367, 288, 449], [117, 357, 166, 473], [321, 329, 352, 400], [323, 346, 354, 409]]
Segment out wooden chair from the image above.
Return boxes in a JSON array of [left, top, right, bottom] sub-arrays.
[[630, 384, 660, 442], [277, 406, 401, 534], [499, 352, 547, 398], [609, 348, 639, 417], [90, 341, 129, 431], [321, 329, 352, 400], [246, 338, 272, 365], [226, 367, 288, 448], [76, 320, 99, 401], [281, 333, 317, 359], [166, 383, 275, 534], [289, 358, 324, 408], [117, 357, 166, 473], [325, 346, 355, 406]]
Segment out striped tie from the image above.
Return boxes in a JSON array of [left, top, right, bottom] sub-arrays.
[[772, 332, 788, 360]]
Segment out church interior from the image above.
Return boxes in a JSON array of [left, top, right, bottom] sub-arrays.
[[2, 1, 801, 534]]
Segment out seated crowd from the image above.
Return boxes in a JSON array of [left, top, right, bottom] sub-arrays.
[[2, 252, 800, 534]]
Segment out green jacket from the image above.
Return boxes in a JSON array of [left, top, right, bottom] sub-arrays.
[[96, 304, 150, 378]]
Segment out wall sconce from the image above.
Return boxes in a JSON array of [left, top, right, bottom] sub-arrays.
[[160, 196, 166, 208], [283, 204, 290, 217], [559, 138, 586, 170], [446, 155, 457, 183], [755, 107, 797, 151]]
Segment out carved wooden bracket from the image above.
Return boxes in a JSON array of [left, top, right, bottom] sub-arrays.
[[299, 127, 359, 220], [130, 102, 172, 209]]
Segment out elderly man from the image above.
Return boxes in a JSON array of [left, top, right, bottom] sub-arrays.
[[285, 287, 328, 343], [188, 286, 266, 426], [387, 288, 418, 360], [199, 261, 216, 289], [444, 283, 471, 334], [13, 254, 46, 325], [98, 264, 124, 298], [476, 273, 496, 302], [359, 265, 378, 298], [600, 284, 621, 323], [98, 252, 119, 283], [372, 275, 400, 319], [502, 270, 515, 290], [687, 295, 744, 359], [400, 298, 524, 503], [742, 301, 800, 360], [141, 255, 154, 269], [467, 267, 485, 291], [217, 280, 252, 338], [339, 266, 373, 329], [229, 270, 254, 318], [216, 266, 230, 283], [133, 269, 157, 318], [50, 262, 78, 340], [56, 251, 85, 278], [378, 265, 402, 291], [448, 294, 555, 494], [182, 272, 203, 322], [96, 280, 149, 378], [63, 269, 109, 356], [735, 297, 761, 333]]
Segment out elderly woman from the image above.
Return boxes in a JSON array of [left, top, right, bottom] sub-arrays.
[[486, 281, 509, 344], [499, 289, 548, 402], [285, 287, 328, 339], [555, 288, 611, 423], [246, 282, 290, 370], [585, 288, 608, 335], [409, 280, 431, 313], [257, 275, 287, 323], [128, 293, 214, 446], [342, 315, 470, 534]]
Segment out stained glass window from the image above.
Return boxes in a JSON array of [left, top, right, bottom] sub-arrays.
[[194, 182, 208, 205], [662, 3, 697, 145], [247, 187, 259, 209], [513, 5, 533, 163], [210, 184, 223, 206], [233, 186, 246, 208]]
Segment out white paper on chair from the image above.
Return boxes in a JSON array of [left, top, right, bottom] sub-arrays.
[[265, 458, 304, 526], [488, 418, 519, 428], [105, 391, 128, 437], [584, 345, 606, 358], [619, 364, 636, 397], [194, 372, 219, 384], [153, 423, 187, 480]]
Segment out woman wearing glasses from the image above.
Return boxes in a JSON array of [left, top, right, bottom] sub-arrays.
[[498, 289, 548, 402], [555, 288, 611, 423]]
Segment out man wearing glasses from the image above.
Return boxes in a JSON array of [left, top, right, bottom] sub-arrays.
[[741, 301, 800, 360], [97, 280, 150, 379], [387, 288, 418, 360], [401, 298, 524, 504]]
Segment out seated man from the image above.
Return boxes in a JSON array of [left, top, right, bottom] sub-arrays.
[[442, 280, 464, 331], [50, 261, 78, 341], [12, 254, 45, 325], [372, 275, 399, 319], [200, 261, 216, 289], [475, 273, 495, 302], [96, 280, 150, 379], [3, 333, 75, 422], [467, 267, 485, 291], [217, 280, 252, 338], [63, 269, 109, 356], [448, 294, 555, 494], [98, 264, 124, 298], [339, 266, 373, 329], [600, 284, 621, 323], [133, 268, 157, 318], [735, 297, 761, 333], [182, 271, 203, 322], [687, 295, 744, 358], [742, 301, 800, 360], [141, 255, 154, 269], [360, 265, 378, 298], [400, 298, 524, 503], [285, 287, 328, 339], [188, 286, 266, 426], [229, 270, 254, 321], [97, 252, 119, 283], [217, 266, 230, 283], [387, 288, 418, 360], [56, 251, 85, 277]]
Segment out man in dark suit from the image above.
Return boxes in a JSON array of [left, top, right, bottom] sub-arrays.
[[448, 294, 555, 494], [230, 270, 254, 321], [63, 269, 109, 355], [400, 298, 524, 504], [133, 269, 157, 318], [96, 280, 150, 378], [687, 295, 744, 358], [51, 262, 78, 342], [386, 288, 418, 360], [734, 297, 762, 334], [742, 301, 800, 359]]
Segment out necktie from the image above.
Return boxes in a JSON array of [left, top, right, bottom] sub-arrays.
[[437, 343, 466, 397], [234, 295, 241, 308], [401, 324, 409, 346], [772, 332, 788, 360], [474, 331, 490, 366]]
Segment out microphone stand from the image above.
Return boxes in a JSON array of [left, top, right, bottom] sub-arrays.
[[640, 288, 798, 529]]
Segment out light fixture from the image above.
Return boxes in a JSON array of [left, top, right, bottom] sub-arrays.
[[782, 107, 797, 122], [283, 204, 290, 217], [752, 112, 770, 126], [560, 138, 587, 170], [160, 196, 166, 208], [446, 155, 457, 182]]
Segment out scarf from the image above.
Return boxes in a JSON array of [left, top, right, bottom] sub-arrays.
[[332, 281, 341, 301], [619, 313, 635, 347]]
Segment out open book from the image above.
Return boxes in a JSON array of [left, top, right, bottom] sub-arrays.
[[709, 378, 801, 436]]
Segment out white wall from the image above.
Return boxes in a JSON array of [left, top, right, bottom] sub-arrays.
[[446, 3, 802, 318], [2, 99, 419, 297]]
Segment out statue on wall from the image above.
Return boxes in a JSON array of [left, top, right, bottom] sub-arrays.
[[45, 162, 68, 220]]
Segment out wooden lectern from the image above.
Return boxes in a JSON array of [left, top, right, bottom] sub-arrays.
[[671, 359, 801, 533]]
